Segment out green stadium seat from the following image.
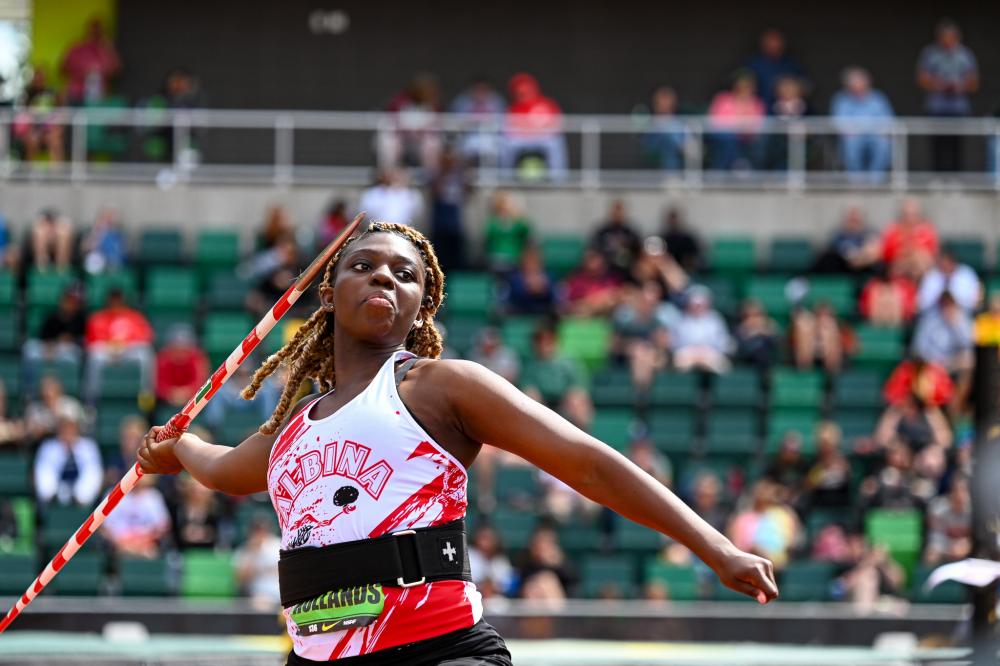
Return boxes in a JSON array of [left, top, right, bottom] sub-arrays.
[[213, 409, 264, 445], [50, 551, 103, 596], [558, 318, 611, 372], [10, 496, 36, 554], [648, 410, 696, 455], [943, 238, 985, 273], [807, 276, 856, 317], [493, 466, 539, 507], [644, 562, 700, 601], [780, 560, 835, 601], [614, 519, 664, 553], [31, 359, 82, 398], [704, 407, 758, 454], [649, 371, 700, 407], [95, 401, 144, 450], [444, 273, 494, 317], [806, 507, 855, 541], [768, 237, 814, 274], [835, 409, 880, 443], [203, 312, 253, 364], [98, 361, 144, 400], [695, 277, 738, 318], [40, 505, 95, 551], [146, 267, 198, 310], [0, 356, 20, 415], [709, 368, 762, 408], [137, 229, 185, 266], [26, 269, 74, 309], [911, 565, 966, 604], [540, 235, 586, 278], [771, 369, 824, 410], [832, 369, 884, 409], [711, 579, 759, 602], [853, 325, 904, 369], [85, 270, 139, 310], [196, 230, 241, 270], [0, 314, 18, 352], [766, 410, 819, 454], [0, 271, 15, 307], [590, 367, 635, 407], [988, 276, 1000, 297], [865, 508, 922, 576], [181, 551, 236, 598], [441, 316, 487, 357], [0, 453, 31, 496], [710, 237, 756, 274], [581, 554, 636, 599], [558, 523, 605, 554], [491, 508, 536, 551], [0, 553, 36, 595], [500, 317, 540, 361], [746, 276, 793, 318], [206, 272, 251, 311], [120, 556, 172, 596], [233, 500, 280, 544], [590, 408, 637, 451]]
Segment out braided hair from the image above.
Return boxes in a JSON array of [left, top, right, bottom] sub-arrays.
[[242, 221, 446, 434]]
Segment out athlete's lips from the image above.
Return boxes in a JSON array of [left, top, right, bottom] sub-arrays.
[[362, 292, 395, 309]]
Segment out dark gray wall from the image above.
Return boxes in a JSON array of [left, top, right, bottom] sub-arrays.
[[117, 0, 1000, 116]]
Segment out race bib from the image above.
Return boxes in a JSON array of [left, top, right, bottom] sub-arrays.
[[289, 584, 386, 636]]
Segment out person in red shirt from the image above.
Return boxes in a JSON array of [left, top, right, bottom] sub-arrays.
[[859, 265, 917, 326], [883, 356, 954, 408], [880, 198, 939, 280], [561, 249, 623, 317], [501, 73, 568, 179], [155, 325, 209, 407], [84, 288, 154, 403], [60, 18, 122, 105]]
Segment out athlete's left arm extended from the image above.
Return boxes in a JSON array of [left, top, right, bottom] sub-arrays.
[[438, 359, 779, 603]]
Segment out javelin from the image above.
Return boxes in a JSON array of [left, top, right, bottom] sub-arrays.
[[0, 213, 365, 634]]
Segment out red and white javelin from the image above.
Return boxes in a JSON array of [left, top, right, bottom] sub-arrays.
[[0, 213, 364, 634]]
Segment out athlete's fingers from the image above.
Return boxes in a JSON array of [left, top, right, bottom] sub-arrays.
[[740, 561, 779, 601]]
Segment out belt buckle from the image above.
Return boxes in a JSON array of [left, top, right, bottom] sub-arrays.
[[391, 529, 426, 587]]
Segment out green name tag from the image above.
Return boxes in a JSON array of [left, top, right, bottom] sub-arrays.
[[289, 584, 386, 636]]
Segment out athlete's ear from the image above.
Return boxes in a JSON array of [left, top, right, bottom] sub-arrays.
[[413, 317, 424, 329], [319, 285, 335, 311]]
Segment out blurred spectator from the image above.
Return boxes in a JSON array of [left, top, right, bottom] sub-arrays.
[[811, 524, 857, 564], [629, 237, 690, 302], [745, 28, 806, 111], [916, 248, 981, 314], [859, 441, 925, 509], [764, 431, 808, 503], [502, 73, 567, 179], [790, 301, 851, 373], [641, 86, 686, 171], [875, 394, 953, 452], [12, 70, 66, 163], [80, 206, 127, 274], [246, 236, 302, 318], [734, 299, 780, 371], [23, 285, 86, 368], [235, 514, 282, 605], [831, 67, 894, 182], [883, 357, 954, 408], [859, 266, 917, 327], [708, 70, 765, 171], [143, 68, 206, 163], [520, 326, 593, 430], [449, 78, 506, 165], [917, 20, 978, 172], [973, 293, 1000, 345], [562, 249, 622, 318], [316, 199, 349, 250], [428, 146, 472, 273], [484, 191, 533, 273], [25, 375, 85, 443], [881, 198, 939, 280], [672, 286, 732, 374], [259, 204, 294, 250], [34, 415, 102, 506], [762, 75, 810, 170], [84, 288, 154, 403], [469, 327, 520, 385], [102, 473, 171, 558], [378, 73, 442, 170], [812, 205, 881, 274], [590, 199, 641, 279], [204, 363, 279, 437], [104, 415, 148, 485], [155, 325, 209, 408], [0, 379, 25, 448], [835, 543, 905, 612], [0, 497, 16, 551], [924, 475, 972, 565], [658, 208, 703, 273], [0, 212, 17, 270], [162, 67, 204, 109], [911, 292, 974, 374], [517, 524, 578, 598], [175, 473, 228, 550], [611, 282, 676, 392], [468, 523, 515, 599], [500, 246, 557, 316], [689, 472, 729, 534], [727, 479, 801, 569], [625, 430, 672, 488], [60, 18, 121, 105], [30, 208, 74, 271], [359, 168, 423, 227], [803, 422, 851, 508]]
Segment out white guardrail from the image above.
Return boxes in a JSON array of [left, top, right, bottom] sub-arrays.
[[0, 107, 999, 190]]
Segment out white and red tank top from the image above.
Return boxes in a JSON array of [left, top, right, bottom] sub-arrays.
[[267, 351, 482, 660]]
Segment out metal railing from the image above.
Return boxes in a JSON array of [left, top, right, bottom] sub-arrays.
[[1, 107, 999, 190]]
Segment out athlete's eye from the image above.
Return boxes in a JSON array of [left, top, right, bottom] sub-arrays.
[[395, 269, 415, 282], [351, 261, 370, 272]]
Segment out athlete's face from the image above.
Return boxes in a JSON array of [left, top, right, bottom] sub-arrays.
[[324, 233, 427, 345]]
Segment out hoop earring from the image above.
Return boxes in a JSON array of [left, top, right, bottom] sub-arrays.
[[322, 304, 335, 312]]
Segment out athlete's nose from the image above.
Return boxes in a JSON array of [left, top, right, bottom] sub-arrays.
[[368, 264, 394, 287]]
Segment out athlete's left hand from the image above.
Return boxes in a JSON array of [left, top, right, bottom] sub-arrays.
[[710, 544, 779, 604]]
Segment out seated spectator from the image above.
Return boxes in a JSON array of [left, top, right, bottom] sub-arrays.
[[0, 379, 25, 448], [590, 199, 641, 279], [561, 249, 622, 318], [831, 67, 894, 182], [884, 356, 954, 407], [625, 430, 672, 489], [911, 292, 974, 374], [688, 472, 729, 534], [734, 299, 780, 371], [611, 282, 676, 392], [790, 301, 852, 373], [468, 523, 515, 599], [520, 326, 592, 430], [449, 78, 506, 165], [727, 479, 801, 569], [764, 431, 808, 503], [102, 473, 171, 559], [34, 415, 102, 506], [358, 168, 423, 226], [745, 28, 806, 111], [245, 236, 304, 318], [104, 415, 149, 485], [924, 475, 972, 565], [23, 284, 86, 370], [30, 207, 74, 271], [835, 543, 905, 613], [641, 86, 686, 171], [860, 441, 921, 509], [517, 524, 578, 598], [259, 204, 294, 250], [316, 199, 349, 250], [502, 73, 567, 180], [881, 197, 939, 280], [917, 248, 981, 314], [812, 205, 881, 274], [0, 212, 18, 270], [428, 146, 472, 273], [708, 70, 765, 171], [629, 238, 690, 302], [875, 394, 953, 452], [60, 18, 121, 105], [803, 422, 851, 508], [80, 206, 127, 274], [155, 325, 209, 408], [83, 288, 154, 403], [501, 246, 558, 316], [377, 73, 442, 170], [764, 75, 809, 170], [175, 473, 228, 550], [25, 375, 85, 444], [468, 327, 520, 386], [484, 191, 533, 273], [811, 523, 858, 565], [235, 514, 282, 605], [974, 293, 1000, 345], [204, 363, 280, 437], [859, 266, 917, 326], [672, 286, 732, 374], [12, 70, 67, 164], [658, 208, 703, 273]]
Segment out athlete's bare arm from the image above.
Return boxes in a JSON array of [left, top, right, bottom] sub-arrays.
[[434, 359, 779, 602], [137, 394, 320, 496]]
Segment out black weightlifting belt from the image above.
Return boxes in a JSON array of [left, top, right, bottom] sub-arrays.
[[277, 519, 472, 608]]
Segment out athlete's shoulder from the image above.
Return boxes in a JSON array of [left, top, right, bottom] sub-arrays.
[[411, 357, 492, 382]]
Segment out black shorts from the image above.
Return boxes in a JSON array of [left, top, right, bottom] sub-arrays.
[[285, 620, 513, 666]]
